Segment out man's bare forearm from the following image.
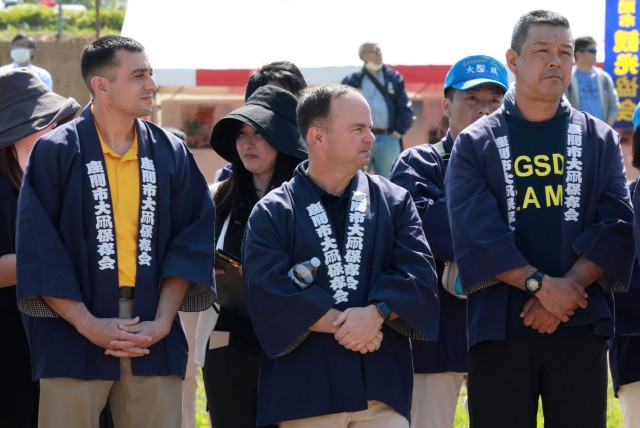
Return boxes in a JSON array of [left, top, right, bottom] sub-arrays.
[[563, 257, 604, 290], [154, 276, 189, 332], [496, 264, 536, 291]]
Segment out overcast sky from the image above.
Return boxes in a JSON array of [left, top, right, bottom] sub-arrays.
[[123, 0, 606, 69]]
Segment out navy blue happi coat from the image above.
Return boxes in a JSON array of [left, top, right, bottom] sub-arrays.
[[243, 165, 440, 425], [16, 105, 215, 381]]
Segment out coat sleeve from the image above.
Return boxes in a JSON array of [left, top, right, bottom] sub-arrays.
[[390, 146, 453, 261], [242, 195, 337, 359], [446, 127, 528, 293], [159, 138, 216, 312], [366, 182, 440, 341], [16, 131, 84, 317], [572, 128, 633, 291]]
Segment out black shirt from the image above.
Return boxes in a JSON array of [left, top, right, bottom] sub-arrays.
[[302, 165, 351, 249], [505, 113, 590, 336]]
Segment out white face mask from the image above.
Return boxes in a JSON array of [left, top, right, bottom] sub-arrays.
[[11, 48, 31, 65], [364, 61, 383, 73]]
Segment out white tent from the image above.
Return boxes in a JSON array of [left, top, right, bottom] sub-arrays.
[[122, 0, 606, 87]]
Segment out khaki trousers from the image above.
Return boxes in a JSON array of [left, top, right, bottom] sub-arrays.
[[619, 381, 640, 428], [279, 400, 408, 428], [38, 299, 183, 428], [410, 372, 465, 428], [179, 310, 200, 428]]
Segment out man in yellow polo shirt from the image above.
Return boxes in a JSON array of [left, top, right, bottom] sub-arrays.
[[16, 36, 215, 428]]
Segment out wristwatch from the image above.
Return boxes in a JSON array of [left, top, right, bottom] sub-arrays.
[[525, 271, 545, 296], [373, 301, 392, 322]]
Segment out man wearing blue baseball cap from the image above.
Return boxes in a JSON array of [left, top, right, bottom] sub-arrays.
[[446, 10, 633, 428], [389, 55, 508, 428]]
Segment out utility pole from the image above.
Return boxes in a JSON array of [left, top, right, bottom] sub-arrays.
[[96, 0, 100, 39], [57, 2, 63, 40]]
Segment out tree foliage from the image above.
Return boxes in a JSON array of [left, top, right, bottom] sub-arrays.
[[0, 4, 124, 33]]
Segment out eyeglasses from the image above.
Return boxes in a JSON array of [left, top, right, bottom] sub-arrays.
[[585, 47, 597, 54]]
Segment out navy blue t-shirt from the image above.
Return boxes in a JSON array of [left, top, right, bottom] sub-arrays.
[[506, 113, 590, 336]]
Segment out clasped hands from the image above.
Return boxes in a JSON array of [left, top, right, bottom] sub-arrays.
[[81, 316, 171, 358], [332, 306, 385, 354], [520, 275, 588, 334]]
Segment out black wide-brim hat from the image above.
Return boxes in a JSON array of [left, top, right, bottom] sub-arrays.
[[0, 68, 81, 150], [210, 85, 307, 162]]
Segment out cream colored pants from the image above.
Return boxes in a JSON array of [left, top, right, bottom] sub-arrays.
[[279, 400, 408, 428], [619, 381, 640, 428], [179, 310, 202, 428], [410, 372, 466, 428]]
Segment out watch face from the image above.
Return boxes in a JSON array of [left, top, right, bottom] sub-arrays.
[[376, 302, 391, 320], [526, 278, 540, 292]]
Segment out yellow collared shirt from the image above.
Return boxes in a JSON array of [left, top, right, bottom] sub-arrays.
[[99, 131, 140, 288]]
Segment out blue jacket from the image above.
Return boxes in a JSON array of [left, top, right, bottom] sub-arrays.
[[446, 90, 634, 348], [390, 133, 467, 373], [342, 65, 414, 135]]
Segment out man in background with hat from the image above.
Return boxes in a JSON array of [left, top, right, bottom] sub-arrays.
[[446, 10, 633, 427], [342, 42, 414, 178], [242, 83, 439, 428], [390, 54, 508, 428], [0, 33, 53, 89], [15, 35, 215, 428], [0, 68, 80, 428]]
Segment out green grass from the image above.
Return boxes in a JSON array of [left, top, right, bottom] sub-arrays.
[[195, 368, 210, 428], [194, 369, 625, 427]]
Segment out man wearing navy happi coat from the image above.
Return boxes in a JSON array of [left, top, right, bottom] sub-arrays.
[[446, 10, 633, 428], [390, 54, 508, 428], [16, 36, 215, 428], [243, 84, 440, 427]]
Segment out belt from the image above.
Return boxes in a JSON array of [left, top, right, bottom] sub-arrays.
[[119, 286, 134, 299], [370, 128, 388, 135]]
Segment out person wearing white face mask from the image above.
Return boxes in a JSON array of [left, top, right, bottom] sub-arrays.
[[0, 33, 53, 89], [342, 42, 414, 178]]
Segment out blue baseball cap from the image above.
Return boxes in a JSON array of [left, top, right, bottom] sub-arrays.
[[444, 55, 509, 94], [633, 103, 640, 129]]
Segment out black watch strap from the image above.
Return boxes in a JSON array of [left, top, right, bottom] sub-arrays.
[[373, 301, 391, 322]]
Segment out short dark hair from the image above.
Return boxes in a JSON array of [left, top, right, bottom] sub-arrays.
[[511, 10, 571, 55], [296, 84, 360, 144], [574, 36, 597, 55], [80, 35, 145, 94], [444, 87, 456, 101], [244, 61, 307, 100], [11, 33, 36, 49]]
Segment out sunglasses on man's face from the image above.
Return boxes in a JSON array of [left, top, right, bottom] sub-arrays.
[[585, 47, 597, 54]]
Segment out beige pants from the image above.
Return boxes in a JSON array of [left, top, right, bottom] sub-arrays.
[[410, 372, 465, 428], [619, 381, 640, 428], [179, 310, 201, 428], [38, 299, 183, 428], [279, 400, 408, 428]]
